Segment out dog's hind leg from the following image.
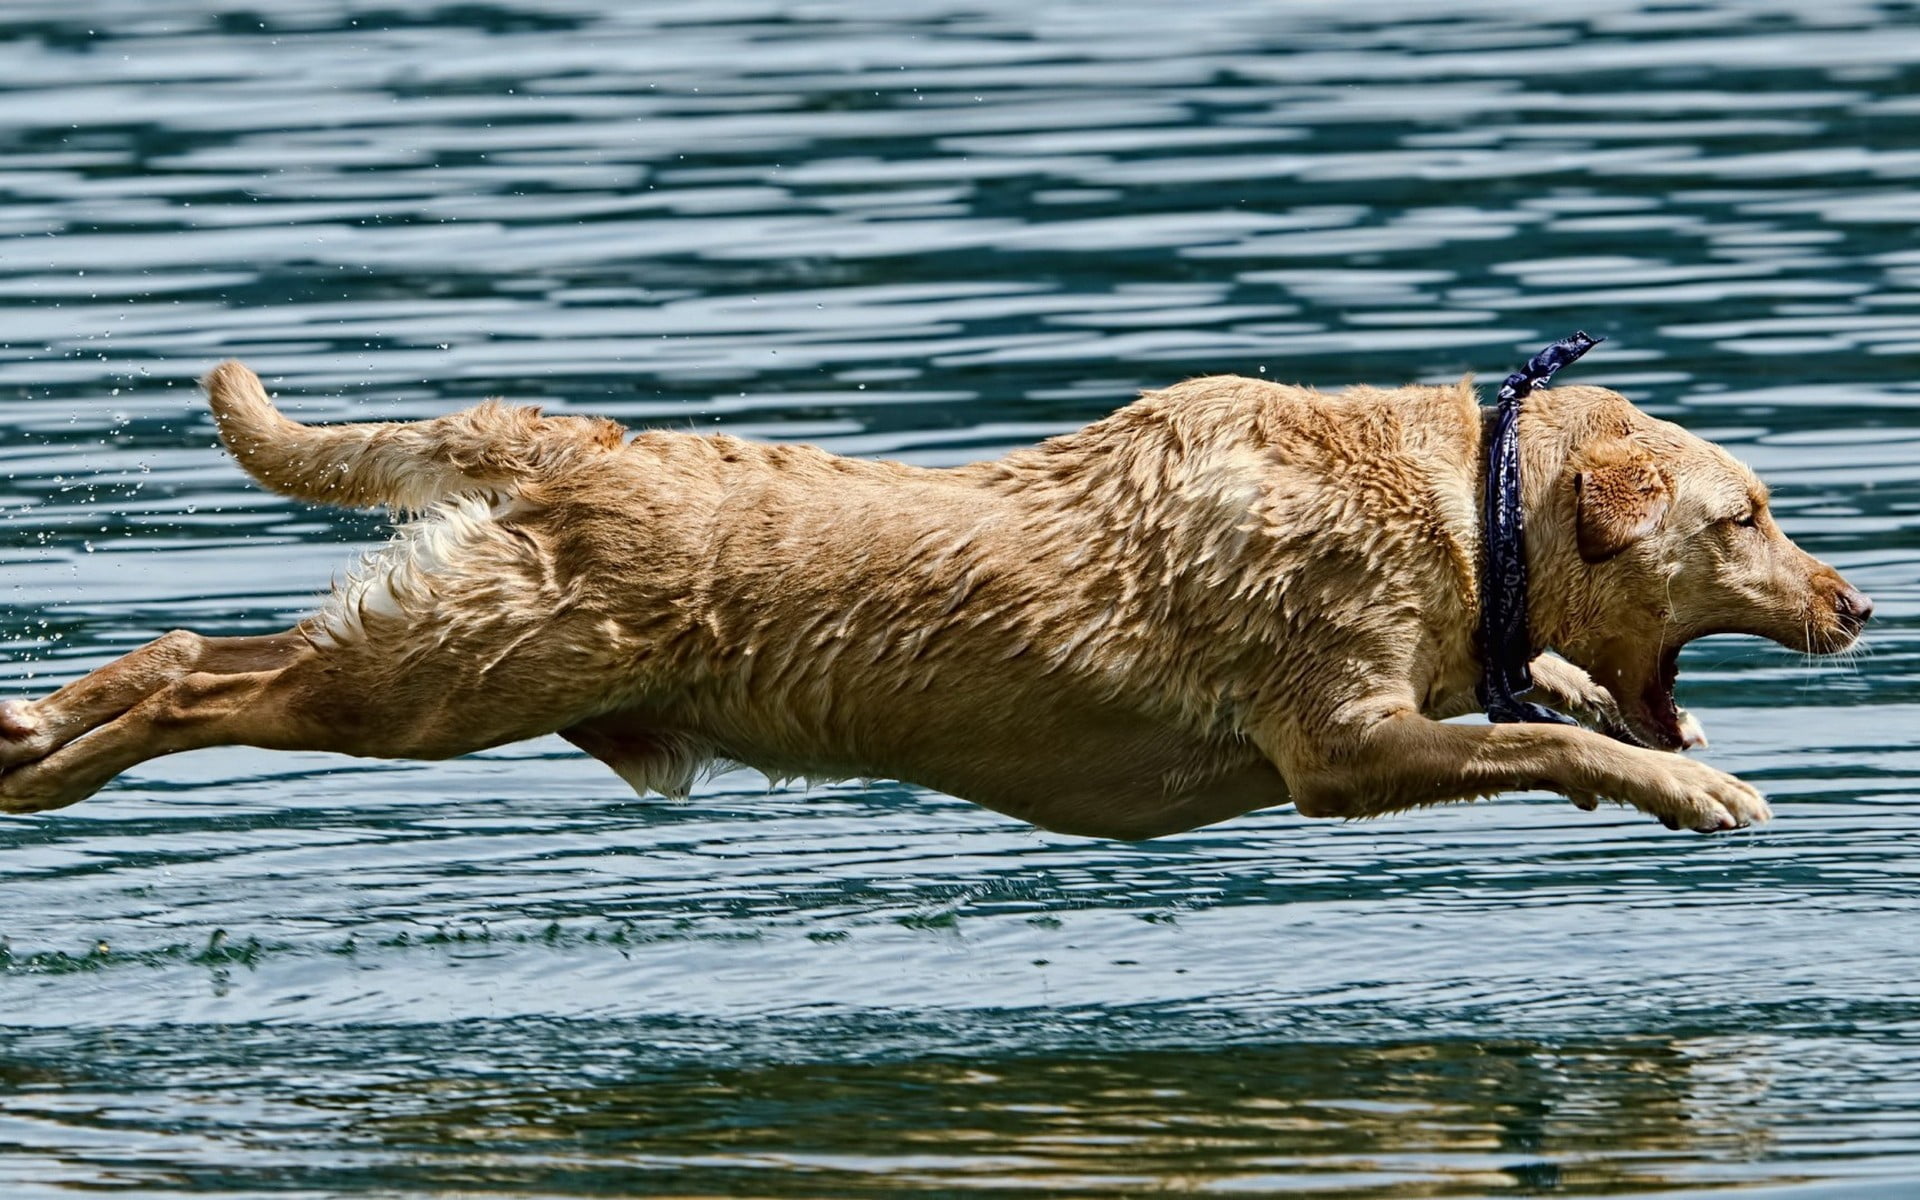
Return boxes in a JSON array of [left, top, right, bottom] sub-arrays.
[[0, 630, 307, 776], [0, 545, 652, 810], [0, 630, 328, 813], [0, 610, 628, 814], [0, 496, 671, 814]]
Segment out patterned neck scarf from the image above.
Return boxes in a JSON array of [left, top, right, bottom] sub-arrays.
[[1476, 331, 1603, 726]]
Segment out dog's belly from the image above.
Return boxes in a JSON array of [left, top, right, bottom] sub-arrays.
[[661, 688, 1289, 840]]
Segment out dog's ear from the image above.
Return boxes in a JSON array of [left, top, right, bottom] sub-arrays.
[[1572, 442, 1671, 563]]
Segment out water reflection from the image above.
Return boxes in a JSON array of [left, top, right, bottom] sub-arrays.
[[7, 1025, 1888, 1195]]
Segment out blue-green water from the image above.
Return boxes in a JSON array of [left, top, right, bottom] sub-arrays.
[[0, 2, 1916, 1195]]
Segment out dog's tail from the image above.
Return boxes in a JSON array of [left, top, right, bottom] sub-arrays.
[[202, 360, 625, 511]]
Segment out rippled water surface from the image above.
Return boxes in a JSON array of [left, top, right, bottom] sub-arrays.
[[1, 1, 1917, 1195]]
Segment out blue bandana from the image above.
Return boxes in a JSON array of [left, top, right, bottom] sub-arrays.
[[1476, 332, 1603, 726]]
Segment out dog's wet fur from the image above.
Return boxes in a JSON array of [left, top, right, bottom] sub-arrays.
[[0, 362, 1871, 835]]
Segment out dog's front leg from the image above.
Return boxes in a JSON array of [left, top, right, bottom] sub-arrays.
[[1258, 703, 1769, 832]]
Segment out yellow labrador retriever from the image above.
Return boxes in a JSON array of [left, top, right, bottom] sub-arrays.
[[0, 361, 1870, 835]]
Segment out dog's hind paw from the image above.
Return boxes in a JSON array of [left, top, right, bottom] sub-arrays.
[[0, 753, 95, 814], [0, 699, 33, 739], [0, 700, 50, 770]]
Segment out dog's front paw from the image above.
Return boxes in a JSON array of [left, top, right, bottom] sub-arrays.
[[1527, 656, 1636, 739], [1626, 758, 1769, 833], [1528, 656, 1713, 752]]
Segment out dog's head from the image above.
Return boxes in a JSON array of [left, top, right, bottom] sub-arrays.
[[1528, 386, 1873, 751]]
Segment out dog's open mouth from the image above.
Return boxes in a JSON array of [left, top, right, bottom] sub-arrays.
[[1612, 644, 1703, 752]]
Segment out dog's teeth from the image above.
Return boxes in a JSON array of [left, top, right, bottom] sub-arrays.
[[1677, 709, 1709, 750]]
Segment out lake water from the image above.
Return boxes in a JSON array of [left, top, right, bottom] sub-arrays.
[[0, 1, 1916, 1195]]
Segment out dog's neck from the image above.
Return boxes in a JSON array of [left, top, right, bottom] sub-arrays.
[[1474, 334, 1601, 728]]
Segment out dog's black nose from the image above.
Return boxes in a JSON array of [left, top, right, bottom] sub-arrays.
[[1837, 586, 1875, 625]]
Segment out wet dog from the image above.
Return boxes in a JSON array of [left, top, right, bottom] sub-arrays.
[[0, 363, 1870, 835]]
